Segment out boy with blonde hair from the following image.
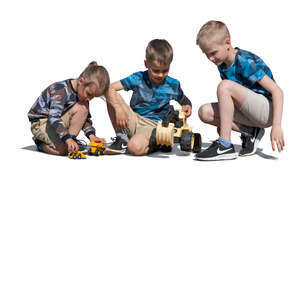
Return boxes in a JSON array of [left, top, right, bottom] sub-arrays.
[[106, 39, 192, 155], [195, 21, 284, 160]]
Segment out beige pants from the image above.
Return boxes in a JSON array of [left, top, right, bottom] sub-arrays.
[[234, 89, 273, 128], [123, 104, 157, 140], [31, 109, 72, 148]]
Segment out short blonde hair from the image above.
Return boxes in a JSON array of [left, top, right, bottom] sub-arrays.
[[145, 39, 173, 65], [196, 20, 230, 49]]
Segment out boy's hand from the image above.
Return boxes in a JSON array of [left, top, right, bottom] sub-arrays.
[[182, 105, 192, 118], [270, 125, 285, 152], [89, 135, 106, 143], [116, 108, 129, 129], [66, 138, 79, 153]]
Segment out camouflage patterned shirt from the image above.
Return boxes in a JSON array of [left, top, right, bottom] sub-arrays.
[[28, 79, 96, 140]]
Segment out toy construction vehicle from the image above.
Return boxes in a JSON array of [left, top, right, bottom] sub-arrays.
[[68, 151, 87, 159], [150, 106, 202, 153], [88, 141, 106, 156]]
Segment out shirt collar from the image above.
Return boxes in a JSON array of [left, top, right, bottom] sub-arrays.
[[218, 47, 240, 71], [142, 71, 152, 88]]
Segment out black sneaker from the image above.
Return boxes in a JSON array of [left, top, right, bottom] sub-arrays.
[[195, 140, 238, 161], [239, 127, 265, 156], [105, 136, 128, 154]]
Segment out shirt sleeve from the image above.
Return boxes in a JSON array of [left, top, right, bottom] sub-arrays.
[[242, 58, 267, 86], [48, 85, 70, 141], [82, 110, 96, 138], [120, 73, 140, 91], [175, 83, 192, 107]]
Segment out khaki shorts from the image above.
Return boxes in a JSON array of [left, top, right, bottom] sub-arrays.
[[31, 109, 72, 148], [123, 103, 157, 140], [234, 89, 273, 128]]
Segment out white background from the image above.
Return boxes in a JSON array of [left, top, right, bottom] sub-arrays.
[[0, 0, 299, 299]]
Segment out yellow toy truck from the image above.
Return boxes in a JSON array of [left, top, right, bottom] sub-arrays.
[[150, 106, 202, 153], [68, 151, 87, 159], [88, 141, 106, 156]]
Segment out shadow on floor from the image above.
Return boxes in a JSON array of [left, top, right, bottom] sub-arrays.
[[21, 142, 278, 160], [149, 142, 278, 160], [21, 145, 38, 152]]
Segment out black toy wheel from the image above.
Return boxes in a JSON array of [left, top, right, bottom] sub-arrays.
[[160, 145, 173, 152], [180, 131, 193, 152], [192, 133, 202, 153], [78, 154, 82, 159], [95, 149, 100, 156]]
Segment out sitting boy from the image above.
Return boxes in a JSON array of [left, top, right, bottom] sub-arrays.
[[28, 62, 109, 155], [195, 21, 284, 160], [106, 39, 192, 155]]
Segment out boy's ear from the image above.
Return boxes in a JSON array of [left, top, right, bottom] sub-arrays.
[[144, 60, 148, 69], [78, 76, 85, 84], [224, 37, 231, 47]]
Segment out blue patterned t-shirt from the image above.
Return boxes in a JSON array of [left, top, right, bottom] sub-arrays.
[[218, 48, 275, 101], [120, 71, 191, 122]]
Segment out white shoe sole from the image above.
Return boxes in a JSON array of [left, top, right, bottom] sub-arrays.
[[195, 152, 238, 161]]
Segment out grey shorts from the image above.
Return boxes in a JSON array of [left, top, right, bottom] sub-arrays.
[[234, 89, 273, 128]]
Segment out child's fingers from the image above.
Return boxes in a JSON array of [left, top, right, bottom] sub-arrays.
[[271, 138, 276, 151]]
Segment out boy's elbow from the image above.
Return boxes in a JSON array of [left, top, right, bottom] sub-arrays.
[[272, 86, 284, 101]]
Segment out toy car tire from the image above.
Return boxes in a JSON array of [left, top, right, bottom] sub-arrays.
[[192, 133, 202, 153], [180, 131, 193, 152]]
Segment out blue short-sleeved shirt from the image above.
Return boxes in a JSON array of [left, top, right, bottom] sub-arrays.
[[120, 71, 189, 122], [218, 48, 275, 101]]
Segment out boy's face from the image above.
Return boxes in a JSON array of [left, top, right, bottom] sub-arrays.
[[77, 78, 100, 102], [145, 60, 170, 85], [200, 38, 230, 66]]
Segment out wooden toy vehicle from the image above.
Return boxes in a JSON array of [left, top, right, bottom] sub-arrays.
[[150, 106, 202, 153], [68, 151, 87, 159], [88, 141, 106, 156]]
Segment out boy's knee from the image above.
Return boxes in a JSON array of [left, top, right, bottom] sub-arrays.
[[71, 102, 89, 116], [127, 134, 148, 156], [217, 79, 233, 95], [198, 104, 212, 123]]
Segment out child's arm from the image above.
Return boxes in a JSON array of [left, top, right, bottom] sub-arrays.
[[258, 75, 284, 152], [82, 111, 106, 143], [106, 81, 129, 129]]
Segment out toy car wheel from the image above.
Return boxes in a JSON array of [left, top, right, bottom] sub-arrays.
[[78, 154, 82, 159], [95, 149, 100, 156], [192, 133, 202, 153], [72, 154, 77, 159], [88, 149, 92, 155], [100, 148, 105, 155], [180, 131, 193, 152], [160, 145, 173, 152]]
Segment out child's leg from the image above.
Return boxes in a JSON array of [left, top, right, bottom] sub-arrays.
[[68, 102, 89, 136], [127, 133, 150, 155], [216, 80, 249, 140], [127, 115, 157, 156], [199, 102, 243, 133], [31, 103, 89, 156]]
